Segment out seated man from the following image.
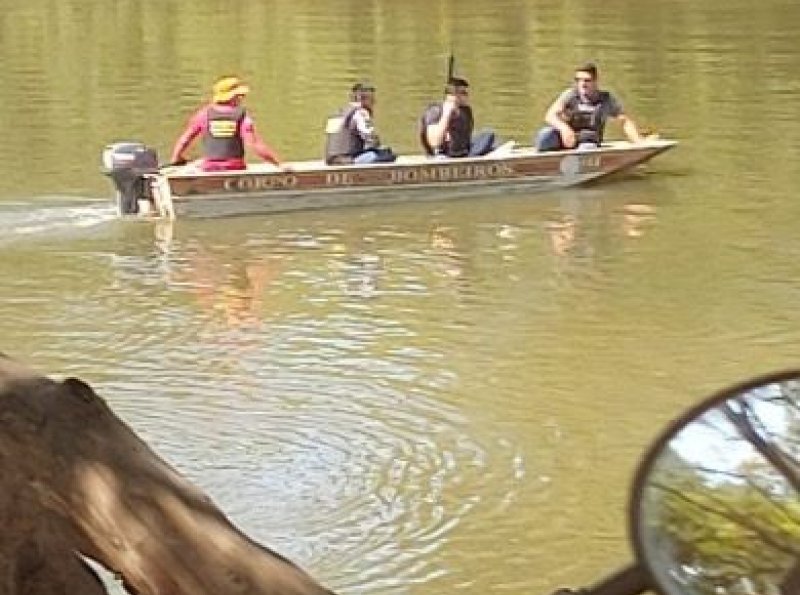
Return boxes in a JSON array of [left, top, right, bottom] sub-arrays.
[[170, 76, 287, 171], [534, 62, 643, 152], [324, 83, 396, 165], [419, 76, 496, 158]]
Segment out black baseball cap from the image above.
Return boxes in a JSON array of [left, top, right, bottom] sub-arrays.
[[351, 82, 376, 93]]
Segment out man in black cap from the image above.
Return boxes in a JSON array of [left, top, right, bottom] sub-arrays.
[[419, 76, 496, 158], [324, 83, 396, 165]]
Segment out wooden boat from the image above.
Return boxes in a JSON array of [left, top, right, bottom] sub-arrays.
[[102, 139, 677, 219]]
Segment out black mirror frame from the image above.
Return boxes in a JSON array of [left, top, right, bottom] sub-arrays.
[[626, 368, 800, 595]]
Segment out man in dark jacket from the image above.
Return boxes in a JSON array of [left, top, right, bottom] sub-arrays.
[[419, 77, 496, 158], [324, 83, 396, 165]]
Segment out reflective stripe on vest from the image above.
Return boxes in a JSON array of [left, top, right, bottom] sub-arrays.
[[202, 106, 246, 160]]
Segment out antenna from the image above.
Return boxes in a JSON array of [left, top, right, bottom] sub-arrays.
[[446, 52, 455, 84]]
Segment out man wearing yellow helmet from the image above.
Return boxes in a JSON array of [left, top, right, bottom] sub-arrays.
[[170, 76, 287, 171]]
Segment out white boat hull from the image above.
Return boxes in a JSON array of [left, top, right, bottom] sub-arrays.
[[121, 140, 677, 219]]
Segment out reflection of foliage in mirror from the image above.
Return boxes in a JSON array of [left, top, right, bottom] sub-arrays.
[[640, 380, 800, 595]]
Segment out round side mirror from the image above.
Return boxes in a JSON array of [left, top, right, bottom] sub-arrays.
[[630, 371, 800, 595]]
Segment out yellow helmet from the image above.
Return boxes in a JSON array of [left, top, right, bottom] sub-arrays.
[[212, 76, 250, 103]]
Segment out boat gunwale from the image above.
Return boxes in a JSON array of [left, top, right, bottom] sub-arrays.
[[157, 139, 678, 180]]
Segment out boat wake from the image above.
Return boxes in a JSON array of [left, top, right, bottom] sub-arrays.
[[0, 198, 118, 245]]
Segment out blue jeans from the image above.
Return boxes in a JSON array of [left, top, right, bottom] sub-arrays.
[[534, 126, 600, 151], [469, 130, 497, 156], [433, 130, 497, 158], [534, 126, 564, 151], [354, 148, 397, 164]]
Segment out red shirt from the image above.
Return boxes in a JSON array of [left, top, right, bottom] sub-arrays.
[[171, 103, 280, 171]]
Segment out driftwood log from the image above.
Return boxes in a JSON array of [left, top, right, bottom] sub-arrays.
[[0, 354, 336, 595]]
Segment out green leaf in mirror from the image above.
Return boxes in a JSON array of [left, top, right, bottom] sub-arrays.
[[630, 371, 800, 595]]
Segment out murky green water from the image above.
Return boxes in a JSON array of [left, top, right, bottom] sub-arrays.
[[2, 1, 800, 593]]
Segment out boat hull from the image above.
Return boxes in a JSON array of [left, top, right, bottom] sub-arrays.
[[136, 140, 677, 219]]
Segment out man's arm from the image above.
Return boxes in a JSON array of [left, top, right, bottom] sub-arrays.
[[424, 97, 457, 151], [241, 118, 282, 166], [606, 93, 643, 143], [544, 91, 575, 146], [351, 109, 379, 149], [170, 109, 204, 163], [616, 113, 644, 143]]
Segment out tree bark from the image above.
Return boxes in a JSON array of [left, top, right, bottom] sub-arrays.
[[0, 355, 336, 595]]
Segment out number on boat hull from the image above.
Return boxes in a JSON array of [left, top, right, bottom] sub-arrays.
[[559, 153, 602, 177]]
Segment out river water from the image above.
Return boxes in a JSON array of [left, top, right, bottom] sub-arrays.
[[2, 1, 800, 593]]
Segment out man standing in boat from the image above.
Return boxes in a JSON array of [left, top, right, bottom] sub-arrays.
[[534, 62, 644, 152], [170, 76, 287, 171], [325, 83, 397, 165], [419, 76, 496, 158]]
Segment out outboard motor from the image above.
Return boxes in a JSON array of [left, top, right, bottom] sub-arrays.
[[101, 142, 159, 215]]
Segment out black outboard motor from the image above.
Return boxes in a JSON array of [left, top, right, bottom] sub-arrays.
[[101, 142, 159, 215]]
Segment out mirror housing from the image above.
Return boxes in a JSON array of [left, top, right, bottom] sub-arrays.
[[629, 370, 800, 595]]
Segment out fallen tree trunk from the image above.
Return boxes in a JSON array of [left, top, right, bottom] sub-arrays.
[[0, 354, 336, 595]]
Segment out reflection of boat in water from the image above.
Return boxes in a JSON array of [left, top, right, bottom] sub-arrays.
[[102, 139, 677, 220]]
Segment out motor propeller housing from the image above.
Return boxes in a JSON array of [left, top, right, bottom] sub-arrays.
[[101, 142, 159, 215]]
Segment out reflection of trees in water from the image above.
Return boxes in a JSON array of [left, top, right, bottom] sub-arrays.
[[645, 382, 800, 595]]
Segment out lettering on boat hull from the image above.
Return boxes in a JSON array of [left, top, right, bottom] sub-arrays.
[[390, 162, 514, 183], [223, 175, 299, 192], [218, 162, 518, 194]]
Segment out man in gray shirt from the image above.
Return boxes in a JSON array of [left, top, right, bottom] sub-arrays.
[[534, 62, 644, 151]]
